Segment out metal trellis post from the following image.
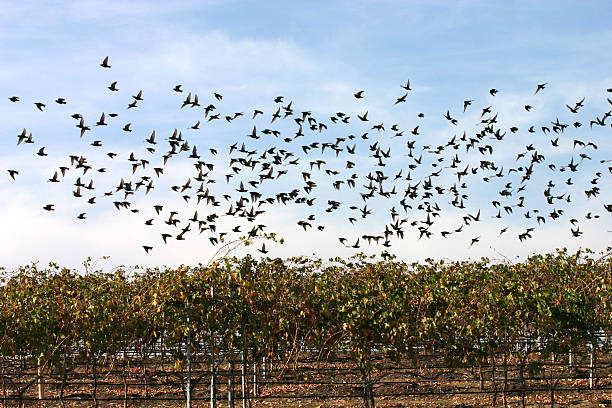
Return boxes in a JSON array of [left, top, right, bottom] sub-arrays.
[[211, 282, 216, 408], [186, 282, 192, 408]]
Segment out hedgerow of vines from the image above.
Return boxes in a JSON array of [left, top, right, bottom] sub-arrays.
[[0, 248, 610, 399]]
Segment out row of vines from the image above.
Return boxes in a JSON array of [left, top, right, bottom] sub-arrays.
[[1, 248, 611, 407]]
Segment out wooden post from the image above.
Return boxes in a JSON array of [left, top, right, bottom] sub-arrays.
[[92, 357, 99, 408], [59, 348, 67, 408], [502, 351, 508, 408], [491, 352, 498, 407], [122, 360, 128, 408], [228, 351, 234, 408], [142, 346, 149, 399], [252, 361, 257, 396], [262, 356, 266, 380], [589, 343, 595, 390], [549, 353, 555, 408], [479, 359, 485, 390], [2, 356, 7, 408], [37, 356, 44, 400], [241, 349, 247, 408]]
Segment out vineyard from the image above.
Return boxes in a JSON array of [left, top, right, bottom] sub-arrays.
[[1, 248, 611, 407]]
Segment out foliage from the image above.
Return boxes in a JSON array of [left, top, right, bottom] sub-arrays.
[[0, 249, 610, 378]]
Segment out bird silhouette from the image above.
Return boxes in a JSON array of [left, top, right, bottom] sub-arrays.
[[534, 83, 547, 95]]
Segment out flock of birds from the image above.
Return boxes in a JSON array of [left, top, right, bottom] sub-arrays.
[[4, 56, 612, 256]]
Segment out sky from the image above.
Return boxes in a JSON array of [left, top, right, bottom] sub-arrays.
[[0, 0, 611, 271]]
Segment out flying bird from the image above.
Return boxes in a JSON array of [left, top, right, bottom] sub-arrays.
[[463, 100, 473, 112], [534, 82, 547, 94]]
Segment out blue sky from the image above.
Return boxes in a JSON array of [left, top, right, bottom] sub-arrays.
[[0, 1, 611, 269]]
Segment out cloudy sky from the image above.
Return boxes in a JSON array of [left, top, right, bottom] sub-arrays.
[[1, 0, 611, 270]]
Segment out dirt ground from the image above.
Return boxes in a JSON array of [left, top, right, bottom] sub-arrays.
[[5, 352, 612, 407]]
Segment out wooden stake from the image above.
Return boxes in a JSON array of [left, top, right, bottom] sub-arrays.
[[37, 356, 44, 400]]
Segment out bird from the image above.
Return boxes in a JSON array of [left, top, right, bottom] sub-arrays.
[[181, 92, 192, 108], [354, 90, 364, 98], [297, 220, 312, 230], [16, 129, 29, 146], [394, 93, 408, 105], [34, 102, 45, 111], [96, 113, 107, 126], [463, 100, 473, 112], [534, 82, 547, 95], [8, 96, 19, 102], [100, 56, 111, 68], [108, 81, 119, 91], [7, 170, 18, 180], [145, 131, 156, 145], [48, 171, 59, 183], [358, 111, 369, 121]]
